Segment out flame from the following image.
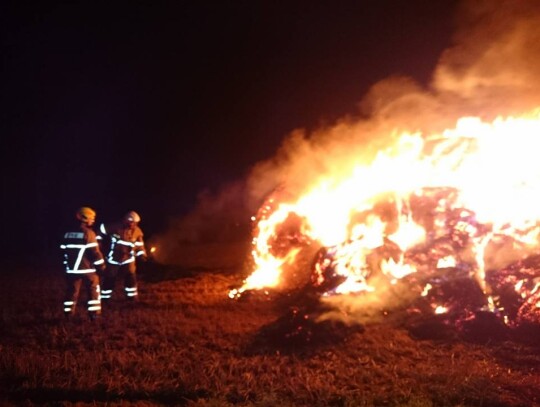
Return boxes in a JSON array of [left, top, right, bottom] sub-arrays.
[[434, 305, 448, 315], [421, 283, 433, 297], [231, 109, 540, 312], [436, 256, 456, 269]]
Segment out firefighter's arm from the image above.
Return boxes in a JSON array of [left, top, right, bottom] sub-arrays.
[[135, 230, 148, 261], [96, 223, 108, 250], [87, 230, 106, 271]]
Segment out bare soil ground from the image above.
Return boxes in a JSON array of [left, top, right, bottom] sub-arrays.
[[1, 242, 539, 406]]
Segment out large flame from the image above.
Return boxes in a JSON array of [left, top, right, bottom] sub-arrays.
[[231, 109, 540, 319]]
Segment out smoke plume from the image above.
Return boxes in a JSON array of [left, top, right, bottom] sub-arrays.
[[156, 0, 540, 282], [248, 0, 540, 208]]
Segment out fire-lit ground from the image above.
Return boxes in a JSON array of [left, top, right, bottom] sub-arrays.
[[1, 243, 539, 406]]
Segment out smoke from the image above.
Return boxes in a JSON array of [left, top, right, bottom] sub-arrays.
[[151, 181, 251, 266], [156, 0, 540, 289], [248, 1, 540, 207], [433, 0, 540, 116], [316, 275, 420, 326]]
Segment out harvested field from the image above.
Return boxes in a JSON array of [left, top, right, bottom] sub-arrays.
[[1, 243, 539, 406]]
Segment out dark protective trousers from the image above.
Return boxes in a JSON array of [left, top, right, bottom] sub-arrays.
[[64, 273, 101, 316], [101, 262, 138, 300]]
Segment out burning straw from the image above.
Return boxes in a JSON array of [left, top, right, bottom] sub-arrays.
[[231, 1, 540, 334]]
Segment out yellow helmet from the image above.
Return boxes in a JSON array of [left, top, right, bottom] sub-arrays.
[[76, 207, 96, 224]]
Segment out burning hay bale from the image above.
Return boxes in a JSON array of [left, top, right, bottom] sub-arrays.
[[231, 112, 540, 341], [489, 256, 540, 326]]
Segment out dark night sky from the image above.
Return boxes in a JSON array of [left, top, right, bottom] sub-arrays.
[[1, 1, 458, 261]]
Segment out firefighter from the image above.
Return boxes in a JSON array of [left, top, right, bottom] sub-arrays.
[[60, 207, 106, 320], [99, 211, 147, 302]]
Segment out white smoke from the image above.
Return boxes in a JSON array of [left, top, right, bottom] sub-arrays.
[[433, 0, 540, 114]]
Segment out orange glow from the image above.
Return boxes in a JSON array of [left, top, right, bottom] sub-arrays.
[[231, 109, 540, 304]]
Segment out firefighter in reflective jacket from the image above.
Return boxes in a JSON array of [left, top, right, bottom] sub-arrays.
[[99, 211, 147, 301], [60, 207, 106, 320]]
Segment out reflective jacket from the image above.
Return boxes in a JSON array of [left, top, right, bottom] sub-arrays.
[[100, 222, 146, 265], [61, 224, 105, 274]]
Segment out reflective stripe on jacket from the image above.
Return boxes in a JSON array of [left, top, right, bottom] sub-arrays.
[[60, 225, 105, 273], [100, 222, 146, 265]]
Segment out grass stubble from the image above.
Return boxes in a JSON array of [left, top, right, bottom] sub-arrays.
[[0, 243, 538, 406]]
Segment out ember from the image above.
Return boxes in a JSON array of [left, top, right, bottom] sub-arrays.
[[231, 110, 540, 333]]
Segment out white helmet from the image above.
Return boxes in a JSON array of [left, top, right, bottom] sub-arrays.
[[124, 210, 141, 223]]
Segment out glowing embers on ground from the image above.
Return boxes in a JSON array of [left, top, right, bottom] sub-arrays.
[[230, 109, 540, 327]]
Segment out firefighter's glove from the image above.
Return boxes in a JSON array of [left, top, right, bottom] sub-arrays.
[[140, 255, 148, 262]]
